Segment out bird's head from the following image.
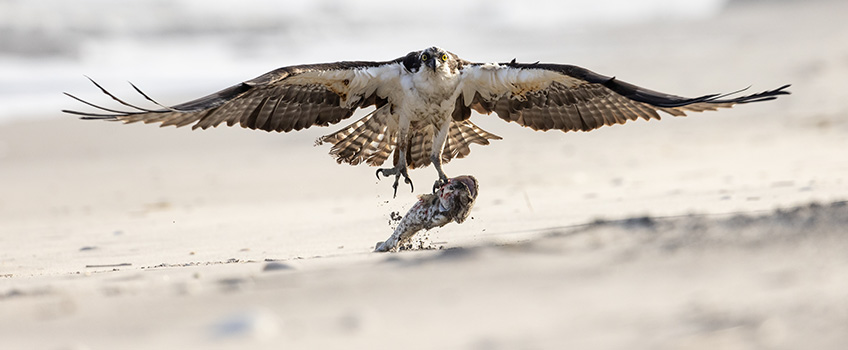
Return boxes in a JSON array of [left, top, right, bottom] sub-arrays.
[[403, 47, 462, 75]]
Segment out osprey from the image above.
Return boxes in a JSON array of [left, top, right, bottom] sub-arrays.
[[64, 46, 790, 196]]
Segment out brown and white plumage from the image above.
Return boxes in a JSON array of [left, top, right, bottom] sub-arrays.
[[66, 61, 399, 132], [456, 61, 788, 133], [63, 46, 790, 196]]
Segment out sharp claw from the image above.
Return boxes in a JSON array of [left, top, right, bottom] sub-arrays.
[[432, 177, 448, 194], [376, 166, 414, 197]]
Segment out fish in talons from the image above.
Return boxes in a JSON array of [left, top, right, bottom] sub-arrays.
[[375, 176, 478, 252]]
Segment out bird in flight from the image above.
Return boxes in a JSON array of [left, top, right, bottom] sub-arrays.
[[64, 46, 790, 197]]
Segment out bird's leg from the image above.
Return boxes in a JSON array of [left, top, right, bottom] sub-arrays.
[[431, 119, 451, 193], [430, 154, 449, 193], [376, 126, 413, 198]]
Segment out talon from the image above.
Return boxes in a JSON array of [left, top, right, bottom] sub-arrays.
[[432, 177, 448, 193], [377, 165, 413, 198]]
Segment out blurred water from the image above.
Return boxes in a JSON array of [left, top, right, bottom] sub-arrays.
[[0, 0, 729, 124]]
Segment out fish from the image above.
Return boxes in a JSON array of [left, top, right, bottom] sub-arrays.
[[375, 175, 478, 252]]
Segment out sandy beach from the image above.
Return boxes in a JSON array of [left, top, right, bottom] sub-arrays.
[[2, 0, 848, 348]]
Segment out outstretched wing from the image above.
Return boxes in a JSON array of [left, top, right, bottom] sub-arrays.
[[63, 60, 407, 132], [455, 61, 790, 132]]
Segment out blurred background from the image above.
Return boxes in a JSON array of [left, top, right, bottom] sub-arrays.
[[0, 0, 816, 123]]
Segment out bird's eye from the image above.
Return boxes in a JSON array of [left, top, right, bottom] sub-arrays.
[[441, 54, 448, 61], [421, 54, 429, 61]]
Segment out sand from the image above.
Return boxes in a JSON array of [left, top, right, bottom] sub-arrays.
[[2, 0, 848, 349]]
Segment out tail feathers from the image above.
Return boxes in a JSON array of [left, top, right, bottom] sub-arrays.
[[404, 124, 435, 169], [404, 120, 502, 169], [319, 114, 501, 169], [442, 120, 502, 163], [317, 107, 395, 167]]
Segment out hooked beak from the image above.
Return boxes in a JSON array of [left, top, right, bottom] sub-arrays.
[[426, 59, 436, 71]]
